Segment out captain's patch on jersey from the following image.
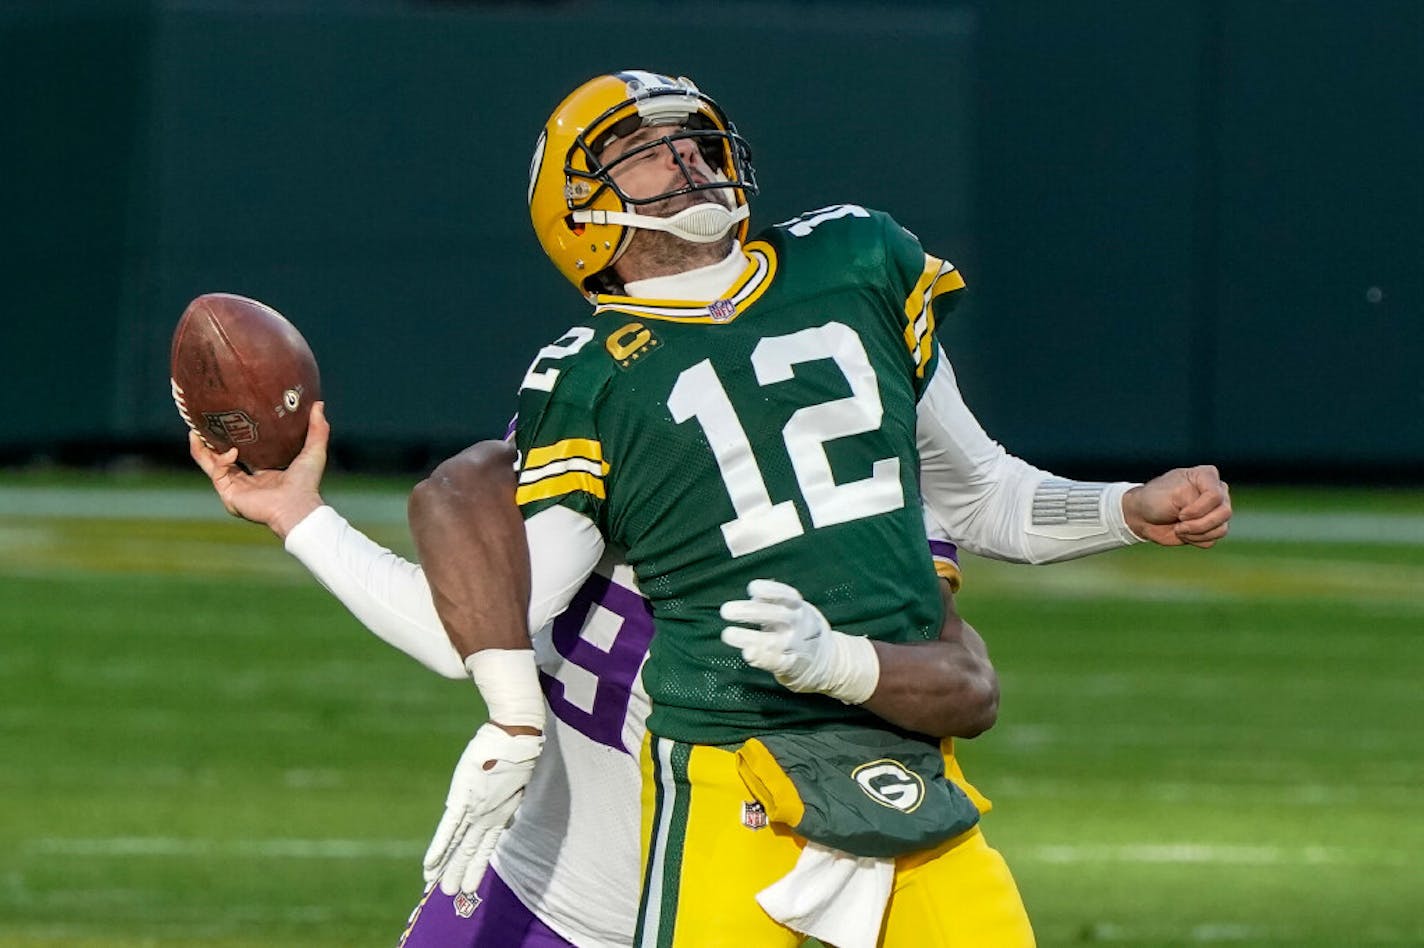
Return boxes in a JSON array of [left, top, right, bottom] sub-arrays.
[[606, 321, 661, 369]]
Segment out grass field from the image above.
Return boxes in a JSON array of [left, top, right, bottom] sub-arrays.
[[2, 475, 1422, 946]]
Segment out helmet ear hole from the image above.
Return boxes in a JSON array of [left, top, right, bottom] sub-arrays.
[[565, 215, 585, 236]]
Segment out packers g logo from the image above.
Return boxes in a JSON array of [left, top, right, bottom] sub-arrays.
[[851, 759, 925, 813]]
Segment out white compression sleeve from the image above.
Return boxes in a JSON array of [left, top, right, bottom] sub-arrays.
[[523, 505, 606, 632], [285, 504, 604, 679], [284, 505, 466, 678], [915, 351, 1144, 564]]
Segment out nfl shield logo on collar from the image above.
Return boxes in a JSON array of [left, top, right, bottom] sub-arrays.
[[741, 800, 768, 830], [708, 298, 736, 322], [453, 890, 482, 918]]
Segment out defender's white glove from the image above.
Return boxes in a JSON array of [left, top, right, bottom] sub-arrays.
[[719, 579, 880, 705], [423, 722, 544, 896]]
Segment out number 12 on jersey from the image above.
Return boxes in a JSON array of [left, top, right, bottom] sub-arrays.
[[667, 321, 904, 558]]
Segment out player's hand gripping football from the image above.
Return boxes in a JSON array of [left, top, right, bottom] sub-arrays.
[[1122, 464, 1232, 548], [720, 580, 878, 705], [424, 722, 545, 896], [188, 401, 329, 539]]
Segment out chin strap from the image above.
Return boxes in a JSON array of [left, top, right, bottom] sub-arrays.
[[573, 201, 749, 244]]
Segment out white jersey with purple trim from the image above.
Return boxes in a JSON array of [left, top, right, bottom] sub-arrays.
[[489, 550, 651, 948]]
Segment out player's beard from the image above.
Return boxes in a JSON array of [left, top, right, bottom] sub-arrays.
[[618, 185, 738, 283]]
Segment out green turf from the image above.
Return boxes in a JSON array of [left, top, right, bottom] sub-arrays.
[[1, 483, 1421, 945]]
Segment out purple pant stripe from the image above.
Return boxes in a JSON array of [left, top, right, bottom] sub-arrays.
[[397, 868, 574, 948], [927, 538, 959, 565]]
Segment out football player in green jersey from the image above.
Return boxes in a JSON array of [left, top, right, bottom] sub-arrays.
[[194, 69, 1230, 948], [497, 70, 1230, 948]]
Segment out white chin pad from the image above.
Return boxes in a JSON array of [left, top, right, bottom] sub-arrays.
[[574, 202, 748, 244], [651, 202, 747, 241]]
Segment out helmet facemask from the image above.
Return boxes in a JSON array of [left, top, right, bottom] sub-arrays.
[[565, 88, 758, 249]]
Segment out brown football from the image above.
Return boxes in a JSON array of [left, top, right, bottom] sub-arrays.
[[170, 293, 321, 471]]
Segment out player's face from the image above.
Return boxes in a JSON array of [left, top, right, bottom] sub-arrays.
[[602, 125, 732, 215]]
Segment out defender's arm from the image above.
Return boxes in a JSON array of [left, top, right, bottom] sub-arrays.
[[863, 584, 997, 738], [722, 579, 997, 739]]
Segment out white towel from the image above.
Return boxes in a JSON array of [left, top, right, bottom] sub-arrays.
[[756, 842, 894, 948]]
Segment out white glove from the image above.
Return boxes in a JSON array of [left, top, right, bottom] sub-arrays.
[[423, 722, 544, 896], [719, 579, 880, 705]]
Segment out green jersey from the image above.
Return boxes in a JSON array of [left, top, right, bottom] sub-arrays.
[[515, 205, 967, 744]]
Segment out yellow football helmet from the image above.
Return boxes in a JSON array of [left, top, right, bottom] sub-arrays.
[[528, 70, 758, 298]]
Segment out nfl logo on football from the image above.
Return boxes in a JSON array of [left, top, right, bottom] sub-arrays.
[[740, 800, 768, 831], [203, 410, 260, 445]]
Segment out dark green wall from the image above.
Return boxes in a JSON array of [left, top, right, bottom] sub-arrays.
[[950, 0, 1423, 474], [4, 0, 1420, 478], [957, 0, 1205, 466], [1209, 1, 1424, 467], [3, 2, 152, 444]]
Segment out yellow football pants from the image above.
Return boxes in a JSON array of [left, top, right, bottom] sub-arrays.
[[636, 735, 1035, 947]]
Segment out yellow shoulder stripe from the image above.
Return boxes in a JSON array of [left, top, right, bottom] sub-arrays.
[[932, 268, 966, 298], [517, 438, 609, 505], [525, 438, 603, 469], [515, 471, 606, 506], [902, 254, 961, 378]]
